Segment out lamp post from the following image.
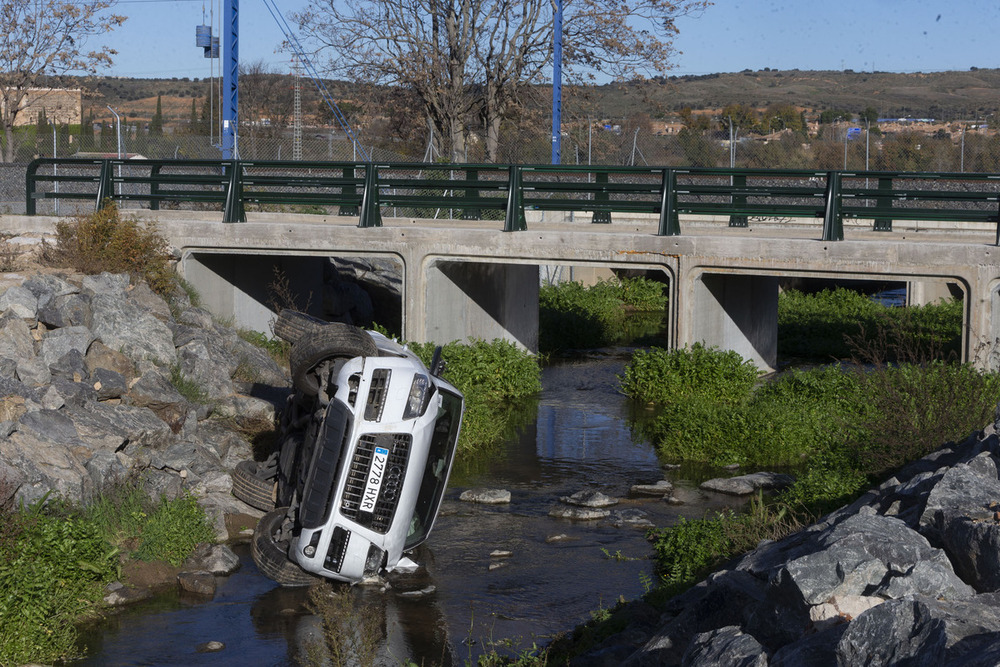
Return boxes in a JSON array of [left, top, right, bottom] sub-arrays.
[[107, 105, 122, 197], [551, 0, 563, 165]]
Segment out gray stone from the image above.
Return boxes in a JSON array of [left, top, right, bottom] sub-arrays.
[[103, 581, 152, 606], [184, 543, 240, 575], [195, 641, 225, 653], [177, 570, 216, 596], [64, 402, 173, 451], [561, 490, 619, 508], [549, 505, 611, 520], [701, 472, 795, 496], [85, 340, 136, 381], [681, 626, 768, 667], [39, 325, 94, 368], [770, 625, 846, 666], [177, 306, 214, 329], [91, 367, 128, 400], [127, 281, 172, 321], [81, 272, 130, 296], [90, 291, 177, 367], [16, 356, 50, 386], [49, 348, 89, 382], [630, 480, 674, 497], [608, 508, 654, 528], [49, 378, 97, 407], [0, 316, 34, 361], [835, 599, 947, 666], [459, 488, 512, 504], [37, 292, 92, 329], [0, 284, 38, 319]]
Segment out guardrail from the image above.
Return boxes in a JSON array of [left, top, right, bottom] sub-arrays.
[[25, 158, 1000, 243]]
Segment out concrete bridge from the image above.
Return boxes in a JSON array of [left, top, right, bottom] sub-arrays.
[[6, 209, 999, 372]]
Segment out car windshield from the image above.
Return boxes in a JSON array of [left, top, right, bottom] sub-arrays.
[[404, 388, 462, 550]]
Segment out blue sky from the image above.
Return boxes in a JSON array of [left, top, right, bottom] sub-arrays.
[[97, 0, 1000, 79]]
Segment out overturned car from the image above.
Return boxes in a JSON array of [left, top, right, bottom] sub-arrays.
[[233, 311, 464, 585]]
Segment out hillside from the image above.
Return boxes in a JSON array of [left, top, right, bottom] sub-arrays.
[[67, 68, 1000, 127]]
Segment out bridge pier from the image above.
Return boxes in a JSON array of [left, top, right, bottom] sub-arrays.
[[414, 260, 539, 353], [683, 273, 779, 372]]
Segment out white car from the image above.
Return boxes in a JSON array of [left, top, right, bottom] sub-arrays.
[[235, 313, 463, 586]]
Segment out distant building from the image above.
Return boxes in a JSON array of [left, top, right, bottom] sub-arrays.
[[2, 88, 83, 126]]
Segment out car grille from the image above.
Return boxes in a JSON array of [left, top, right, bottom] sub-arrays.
[[364, 369, 391, 422], [340, 433, 411, 533], [299, 403, 352, 530], [324, 526, 351, 573]]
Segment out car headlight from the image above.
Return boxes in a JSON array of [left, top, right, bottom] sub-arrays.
[[364, 544, 385, 575], [402, 373, 431, 419]]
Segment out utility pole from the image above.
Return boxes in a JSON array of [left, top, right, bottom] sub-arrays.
[[222, 0, 239, 158], [551, 0, 562, 165]]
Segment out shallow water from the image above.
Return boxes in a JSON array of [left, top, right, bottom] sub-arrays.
[[72, 352, 744, 665]]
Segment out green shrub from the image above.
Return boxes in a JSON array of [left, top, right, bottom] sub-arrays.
[[620, 343, 760, 407], [539, 277, 667, 352], [0, 501, 118, 665], [778, 287, 962, 360], [46, 202, 176, 296], [409, 338, 541, 453]]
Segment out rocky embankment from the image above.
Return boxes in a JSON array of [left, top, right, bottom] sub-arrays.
[[0, 269, 290, 538], [570, 416, 1000, 665]]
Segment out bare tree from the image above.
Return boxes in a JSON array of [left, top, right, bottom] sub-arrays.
[[293, 0, 708, 162], [238, 60, 294, 159], [0, 1, 125, 162]]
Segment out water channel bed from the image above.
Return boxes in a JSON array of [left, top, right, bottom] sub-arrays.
[[72, 354, 743, 666]]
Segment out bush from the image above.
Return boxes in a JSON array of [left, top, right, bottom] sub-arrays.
[[620, 343, 760, 407], [539, 277, 667, 352], [409, 338, 541, 453], [45, 202, 176, 296]]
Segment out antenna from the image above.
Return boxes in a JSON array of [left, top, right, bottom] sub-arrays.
[[260, 0, 371, 162]]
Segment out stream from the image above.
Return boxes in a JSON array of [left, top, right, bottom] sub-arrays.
[[72, 351, 745, 666]]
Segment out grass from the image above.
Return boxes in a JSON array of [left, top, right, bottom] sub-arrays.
[[539, 276, 668, 353], [0, 479, 215, 665]]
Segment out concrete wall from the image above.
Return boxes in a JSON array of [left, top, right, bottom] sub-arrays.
[[689, 273, 779, 371], [423, 260, 539, 352]]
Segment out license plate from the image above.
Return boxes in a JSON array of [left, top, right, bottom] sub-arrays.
[[360, 446, 390, 513]]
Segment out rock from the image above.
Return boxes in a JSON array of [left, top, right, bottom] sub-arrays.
[[128, 281, 172, 321], [103, 581, 152, 606], [459, 488, 511, 504], [92, 367, 127, 400], [16, 356, 50, 386], [680, 626, 768, 667], [0, 284, 38, 320], [195, 641, 225, 653], [48, 348, 89, 382], [809, 595, 885, 632], [85, 340, 136, 381], [490, 549, 513, 558], [629, 480, 674, 497], [835, 599, 947, 665], [177, 570, 216, 596], [608, 508, 654, 528], [0, 316, 35, 361], [90, 290, 177, 368], [700, 471, 795, 496], [560, 490, 619, 507], [549, 505, 611, 520], [184, 543, 240, 575], [38, 325, 94, 368], [37, 292, 92, 329]]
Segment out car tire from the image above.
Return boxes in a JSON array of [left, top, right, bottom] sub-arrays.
[[273, 309, 329, 344], [251, 507, 318, 587], [231, 460, 276, 511], [289, 323, 378, 396]]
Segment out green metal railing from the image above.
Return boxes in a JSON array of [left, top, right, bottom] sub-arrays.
[[25, 158, 1000, 243]]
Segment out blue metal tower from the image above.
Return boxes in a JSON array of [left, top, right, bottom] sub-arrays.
[[222, 0, 239, 158]]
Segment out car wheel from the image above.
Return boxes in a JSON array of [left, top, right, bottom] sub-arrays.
[[231, 460, 277, 511], [289, 323, 378, 396], [251, 507, 318, 587], [273, 309, 329, 344]]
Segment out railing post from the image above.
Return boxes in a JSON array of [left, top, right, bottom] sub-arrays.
[[358, 163, 383, 228], [462, 168, 480, 220], [729, 172, 748, 227], [340, 165, 359, 216], [95, 160, 114, 210], [822, 171, 844, 241], [150, 164, 161, 211], [25, 159, 40, 216], [592, 170, 611, 224], [657, 168, 681, 236], [503, 165, 526, 231], [873, 176, 893, 231], [223, 160, 246, 223]]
